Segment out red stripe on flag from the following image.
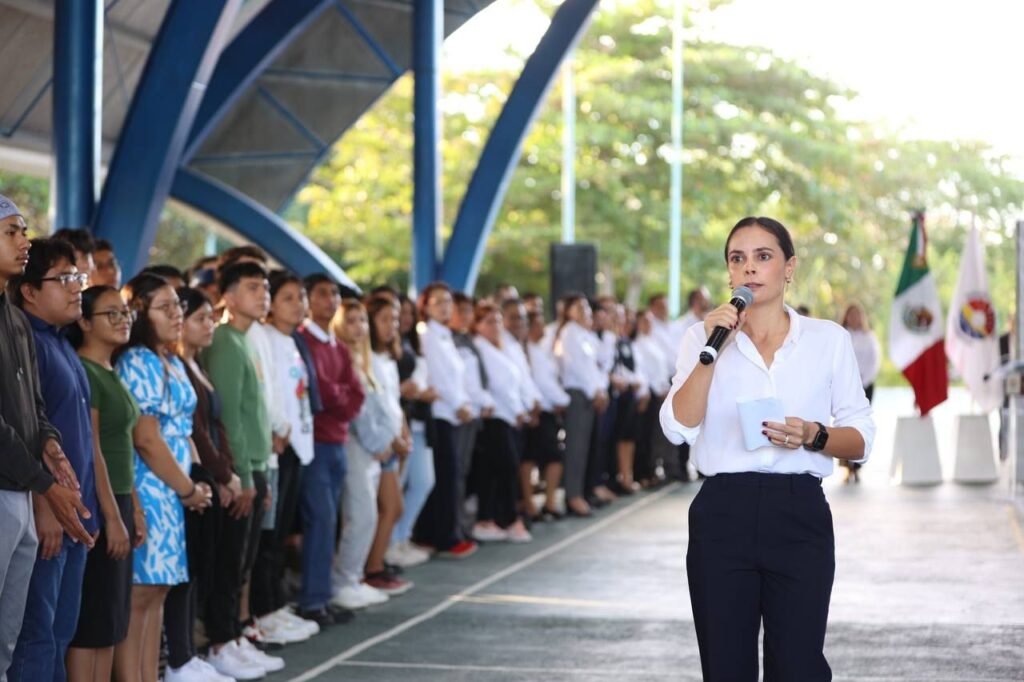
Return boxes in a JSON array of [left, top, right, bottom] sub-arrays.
[[902, 340, 948, 416]]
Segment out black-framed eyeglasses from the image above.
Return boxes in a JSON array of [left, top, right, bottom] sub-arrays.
[[151, 300, 187, 318], [39, 273, 88, 289], [94, 309, 136, 325]]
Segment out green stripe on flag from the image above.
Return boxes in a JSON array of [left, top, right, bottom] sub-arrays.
[[895, 212, 929, 295]]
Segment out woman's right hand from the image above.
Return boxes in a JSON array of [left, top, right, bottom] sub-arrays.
[[105, 517, 131, 561], [182, 482, 213, 512], [703, 303, 748, 345]]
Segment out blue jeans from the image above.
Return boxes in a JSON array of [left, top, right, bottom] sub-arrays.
[[299, 442, 346, 611], [9, 540, 87, 682], [393, 426, 434, 545]]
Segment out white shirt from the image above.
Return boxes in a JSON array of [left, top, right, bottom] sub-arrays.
[[634, 334, 671, 396], [264, 324, 315, 465], [649, 316, 680, 382], [371, 351, 406, 438], [554, 321, 606, 399], [671, 311, 700, 342], [848, 329, 882, 388], [421, 319, 470, 425], [595, 330, 617, 375], [528, 340, 571, 411], [474, 337, 526, 425], [659, 307, 875, 478], [246, 321, 287, 466], [457, 345, 494, 417], [500, 329, 542, 411]]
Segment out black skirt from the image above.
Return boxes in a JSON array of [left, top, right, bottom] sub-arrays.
[[524, 411, 564, 465], [70, 493, 135, 648]]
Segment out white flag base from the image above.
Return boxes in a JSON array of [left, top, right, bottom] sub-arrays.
[[890, 415, 943, 486], [953, 414, 998, 484]]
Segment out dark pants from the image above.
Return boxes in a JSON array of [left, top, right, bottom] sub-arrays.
[[252, 448, 303, 617], [414, 419, 463, 551], [634, 394, 663, 482], [166, 465, 221, 668], [687, 473, 834, 682], [300, 442, 346, 612], [9, 539, 87, 682], [563, 390, 595, 500], [586, 389, 617, 493], [476, 419, 521, 528], [206, 469, 268, 644]]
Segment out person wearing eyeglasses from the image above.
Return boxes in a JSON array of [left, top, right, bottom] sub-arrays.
[[114, 273, 212, 682], [6, 238, 98, 682], [64, 286, 144, 682]]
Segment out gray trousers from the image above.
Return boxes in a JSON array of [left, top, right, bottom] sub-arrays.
[[0, 490, 37, 681], [564, 390, 596, 501]]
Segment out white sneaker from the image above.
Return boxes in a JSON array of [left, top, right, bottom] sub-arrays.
[[266, 606, 317, 634], [357, 582, 389, 606], [332, 583, 389, 610], [165, 656, 233, 682], [272, 607, 320, 636], [206, 642, 265, 681], [255, 613, 311, 645], [386, 541, 430, 568], [472, 523, 509, 542], [236, 637, 285, 673], [506, 526, 533, 543]]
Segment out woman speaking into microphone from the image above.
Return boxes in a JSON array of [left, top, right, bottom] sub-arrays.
[[660, 216, 875, 681]]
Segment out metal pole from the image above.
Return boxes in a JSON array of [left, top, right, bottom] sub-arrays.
[[667, 0, 684, 317], [412, 0, 443, 292], [1013, 220, 1024, 498], [53, 0, 103, 230], [561, 58, 576, 244]]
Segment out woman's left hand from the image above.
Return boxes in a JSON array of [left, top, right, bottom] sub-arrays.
[[762, 417, 814, 450]]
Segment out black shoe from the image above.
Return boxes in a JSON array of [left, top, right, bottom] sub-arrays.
[[327, 603, 355, 624], [297, 608, 336, 628], [541, 507, 564, 521], [586, 496, 608, 509], [384, 561, 404, 576]]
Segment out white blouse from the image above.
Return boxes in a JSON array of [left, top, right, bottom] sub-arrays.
[[635, 334, 671, 396], [659, 307, 875, 478], [457, 345, 494, 418], [370, 351, 406, 438], [500, 329, 542, 411], [421, 319, 470, 425], [848, 329, 882, 388], [528, 340, 571, 412], [474, 337, 527, 426], [553, 321, 607, 399]]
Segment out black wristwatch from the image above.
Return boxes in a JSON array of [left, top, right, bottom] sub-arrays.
[[805, 422, 829, 452]]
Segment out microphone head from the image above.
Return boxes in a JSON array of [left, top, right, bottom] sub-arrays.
[[731, 286, 754, 310]]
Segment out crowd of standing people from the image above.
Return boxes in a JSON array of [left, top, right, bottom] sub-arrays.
[[0, 194, 883, 682]]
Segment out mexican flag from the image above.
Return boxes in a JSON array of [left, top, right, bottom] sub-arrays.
[[888, 211, 948, 415]]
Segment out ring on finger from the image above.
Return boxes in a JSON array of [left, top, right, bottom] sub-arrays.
[[784, 434, 790, 446]]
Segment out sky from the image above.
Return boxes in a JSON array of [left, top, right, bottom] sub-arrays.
[[445, 0, 1024, 168]]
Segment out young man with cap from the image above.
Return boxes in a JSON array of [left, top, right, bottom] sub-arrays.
[[7, 238, 98, 682], [0, 196, 94, 679]]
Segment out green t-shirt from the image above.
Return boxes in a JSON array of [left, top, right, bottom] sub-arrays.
[[201, 324, 271, 488], [81, 357, 140, 495]]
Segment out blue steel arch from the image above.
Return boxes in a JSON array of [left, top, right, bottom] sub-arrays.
[[172, 169, 359, 291], [92, 0, 242, 276], [439, 0, 600, 293], [182, 0, 335, 162]]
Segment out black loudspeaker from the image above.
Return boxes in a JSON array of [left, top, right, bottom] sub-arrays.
[[549, 243, 597, 317]]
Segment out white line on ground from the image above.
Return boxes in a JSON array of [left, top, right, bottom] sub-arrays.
[[287, 484, 679, 682], [334, 660, 681, 678]]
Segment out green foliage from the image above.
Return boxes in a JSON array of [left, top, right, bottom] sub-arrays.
[[294, 0, 1023, 385]]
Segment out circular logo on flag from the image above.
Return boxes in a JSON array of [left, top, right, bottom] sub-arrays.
[[957, 294, 995, 340], [902, 305, 934, 334]]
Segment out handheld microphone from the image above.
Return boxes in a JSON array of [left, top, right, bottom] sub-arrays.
[[699, 286, 754, 365]]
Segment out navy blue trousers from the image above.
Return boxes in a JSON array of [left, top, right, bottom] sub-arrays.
[[687, 473, 834, 682]]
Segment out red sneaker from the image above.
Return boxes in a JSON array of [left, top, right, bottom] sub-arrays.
[[438, 540, 478, 560], [364, 572, 414, 596]]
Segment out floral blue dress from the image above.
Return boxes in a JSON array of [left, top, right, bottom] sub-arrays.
[[116, 346, 197, 585]]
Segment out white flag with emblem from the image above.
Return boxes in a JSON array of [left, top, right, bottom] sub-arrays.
[[945, 225, 1002, 412]]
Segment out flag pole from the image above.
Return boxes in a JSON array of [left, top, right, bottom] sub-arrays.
[[1013, 220, 1024, 499], [667, 0, 684, 317]]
